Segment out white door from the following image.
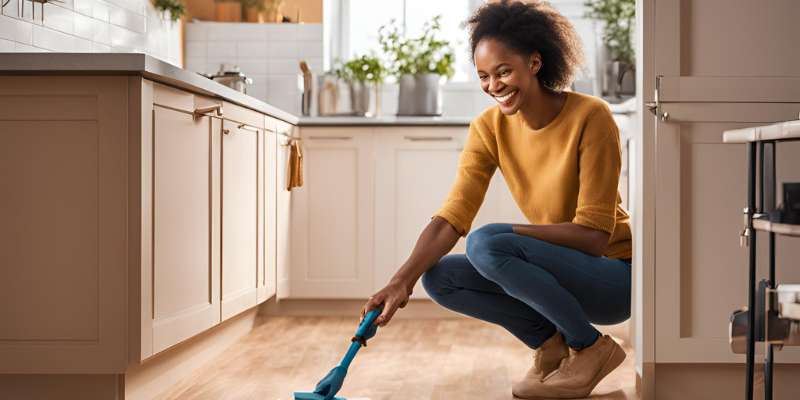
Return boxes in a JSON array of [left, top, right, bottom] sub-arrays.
[[259, 120, 279, 303], [275, 121, 293, 299], [290, 127, 374, 298], [639, 0, 800, 386], [221, 120, 259, 321]]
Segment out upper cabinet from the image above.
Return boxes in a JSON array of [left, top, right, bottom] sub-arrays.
[[289, 127, 375, 298]]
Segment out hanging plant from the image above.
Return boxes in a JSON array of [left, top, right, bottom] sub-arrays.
[[153, 0, 186, 22], [584, 0, 635, 64]]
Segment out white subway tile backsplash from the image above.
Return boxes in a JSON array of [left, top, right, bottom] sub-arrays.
[[207, 22, 265, 42], [93, 0, 110, 22], [267, 58, 299, 75], [236, 41, 266, 58], [74, 0, 93, 16], [264, 23, 296, 42], [297, 41, 322, 59], [92, 41, 110, 52], [110, 5, 144, 33], [92, 18, 110, 44], [266, 41, 296, 58], [207, 41, 237, 58], [236, 58, 268, 76], [185, 22, 207, 41], [0, 37, 15, 51], [184, 57, 205, 73], [0, 15, 33, 44], [14, 42, 47, 52], [185, 41, 206, 58], [296, 24, 322, 41], [43, 3, 74, 35], [73, 12, 94, 40], [306, 57, 324, 74]]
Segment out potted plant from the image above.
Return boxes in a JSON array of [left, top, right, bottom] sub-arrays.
[[584, 0, 635, 98], [153, 0, 186, 22], [338, 54, 386, 116], [379, 15, 455, 116]]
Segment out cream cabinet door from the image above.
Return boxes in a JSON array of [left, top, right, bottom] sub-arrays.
[[644, 0, 800, 367], [275, 124, 293, 299], [290, 127, 374, 298], [259, 119, 279, 303], [149, 105, 222, 354], [373, 127, 471, 299], [221, 120, 259, 321]]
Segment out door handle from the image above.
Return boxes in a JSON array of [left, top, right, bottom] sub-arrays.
[[194, 104, 224, 118], [237, 124, 260, 133]]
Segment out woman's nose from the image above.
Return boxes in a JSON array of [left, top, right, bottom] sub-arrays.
[[488, 76, 504, 93]]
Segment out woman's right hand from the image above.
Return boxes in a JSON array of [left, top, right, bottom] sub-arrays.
[[361, 280, 411, 327]]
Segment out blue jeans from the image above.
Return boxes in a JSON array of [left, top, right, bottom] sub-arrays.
[[421, 223, 631, 350]]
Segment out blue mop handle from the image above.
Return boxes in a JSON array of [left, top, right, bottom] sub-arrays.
[[338, 308, 381, 370]]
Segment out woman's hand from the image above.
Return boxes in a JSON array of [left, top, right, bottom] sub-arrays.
[[361, 280, 411, 327]]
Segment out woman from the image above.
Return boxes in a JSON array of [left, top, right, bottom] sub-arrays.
[[361, 1, 632, 398]]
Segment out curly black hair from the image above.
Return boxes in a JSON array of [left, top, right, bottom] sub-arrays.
[[467, 0, 584, 91]]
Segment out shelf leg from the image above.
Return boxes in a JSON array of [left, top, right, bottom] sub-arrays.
[[745, 142, 757, 400]]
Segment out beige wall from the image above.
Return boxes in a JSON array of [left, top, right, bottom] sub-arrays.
[[185, 0, 322, 23]]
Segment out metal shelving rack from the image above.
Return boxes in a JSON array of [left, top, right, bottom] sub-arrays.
[[724, 120, 800, 400]]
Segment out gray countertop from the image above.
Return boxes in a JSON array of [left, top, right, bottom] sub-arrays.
[[0, 53, 300, 125], [0, 53, 469, 128], [298, 115, 471, 126]]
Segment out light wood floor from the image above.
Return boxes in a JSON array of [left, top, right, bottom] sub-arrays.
[[161, 317, 638, 400]]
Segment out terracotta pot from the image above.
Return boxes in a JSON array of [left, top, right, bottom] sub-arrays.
[[245, 8, 264, 23], [215, 1, 242, 22]]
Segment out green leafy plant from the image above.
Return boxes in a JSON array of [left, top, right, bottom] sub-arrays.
[[153, 0, 186, 21], [378, 15, 455, 79], [336, 54, 386, 84], [584, 0, 635, 64]]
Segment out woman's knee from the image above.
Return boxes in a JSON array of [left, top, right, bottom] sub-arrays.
[[466, 232, 514, 280], [465, 223, 513, 257], [421, 254, 463, 298]]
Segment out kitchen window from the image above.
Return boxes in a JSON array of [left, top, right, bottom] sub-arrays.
[[325, 0, 481, 82]]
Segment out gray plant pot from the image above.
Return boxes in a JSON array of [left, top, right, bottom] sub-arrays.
[[397, 73, 442, 116]]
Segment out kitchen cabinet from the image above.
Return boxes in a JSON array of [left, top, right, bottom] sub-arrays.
[[259, 118, 279, 303], [373, 128, 465, 299], [221, 119, 260, 321], [150, 101, 221, 354], [289, 125, 526, 300], [289, 127, 374, 298]]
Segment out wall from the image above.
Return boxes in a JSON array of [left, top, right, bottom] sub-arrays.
[[0, 0, 182, 67], [185, 21, 323, 115]]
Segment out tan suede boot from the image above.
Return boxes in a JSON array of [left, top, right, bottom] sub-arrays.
[[524, 334, 626, 399], [511, 332, 569, 399]]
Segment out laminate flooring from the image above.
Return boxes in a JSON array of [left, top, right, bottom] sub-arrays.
[[161, 317, 638, 400]]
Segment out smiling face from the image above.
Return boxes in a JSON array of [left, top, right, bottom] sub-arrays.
[[474, 38, 542, 115]]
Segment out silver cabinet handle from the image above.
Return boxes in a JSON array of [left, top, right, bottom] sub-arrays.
[[194, 104, 223, 118], [223, 128, 230, 135], [404, 136, 453, 142], [308, 136, 352, 140], [237, 124, 260, 133]]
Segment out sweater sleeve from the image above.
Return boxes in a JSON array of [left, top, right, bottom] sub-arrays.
[[571, 105, 621, 235], [433, 120, 497, 236]]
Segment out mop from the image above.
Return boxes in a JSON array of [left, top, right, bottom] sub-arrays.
[[293, 307, 383, 400]]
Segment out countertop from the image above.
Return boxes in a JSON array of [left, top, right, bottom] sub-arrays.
[[0, 53, 300, 125], [298, 115, 471, 126]]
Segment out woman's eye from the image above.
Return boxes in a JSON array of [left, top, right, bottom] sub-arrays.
[[499, 70, 510, 77]]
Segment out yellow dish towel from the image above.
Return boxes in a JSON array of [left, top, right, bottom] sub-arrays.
[[286, 139, 304, 190]]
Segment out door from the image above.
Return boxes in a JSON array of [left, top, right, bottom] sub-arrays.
[[290, 127, 374, 298], [640, 0, 800, 386], [221, 119, 259, 321], [150, 105, 221, 353], [275, 121, 293, 299], [259, 119, 279, 303], [373, 128, 466, 299]]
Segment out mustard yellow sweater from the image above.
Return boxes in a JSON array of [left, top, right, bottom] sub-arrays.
[[435, 92, 632, 259]]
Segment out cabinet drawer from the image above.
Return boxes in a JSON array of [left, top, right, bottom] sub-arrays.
[[223, 100, 264, 129], [152, 81, 222, 116]]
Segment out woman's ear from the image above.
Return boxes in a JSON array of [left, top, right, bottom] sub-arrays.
[[528, 53, 542, 75]]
